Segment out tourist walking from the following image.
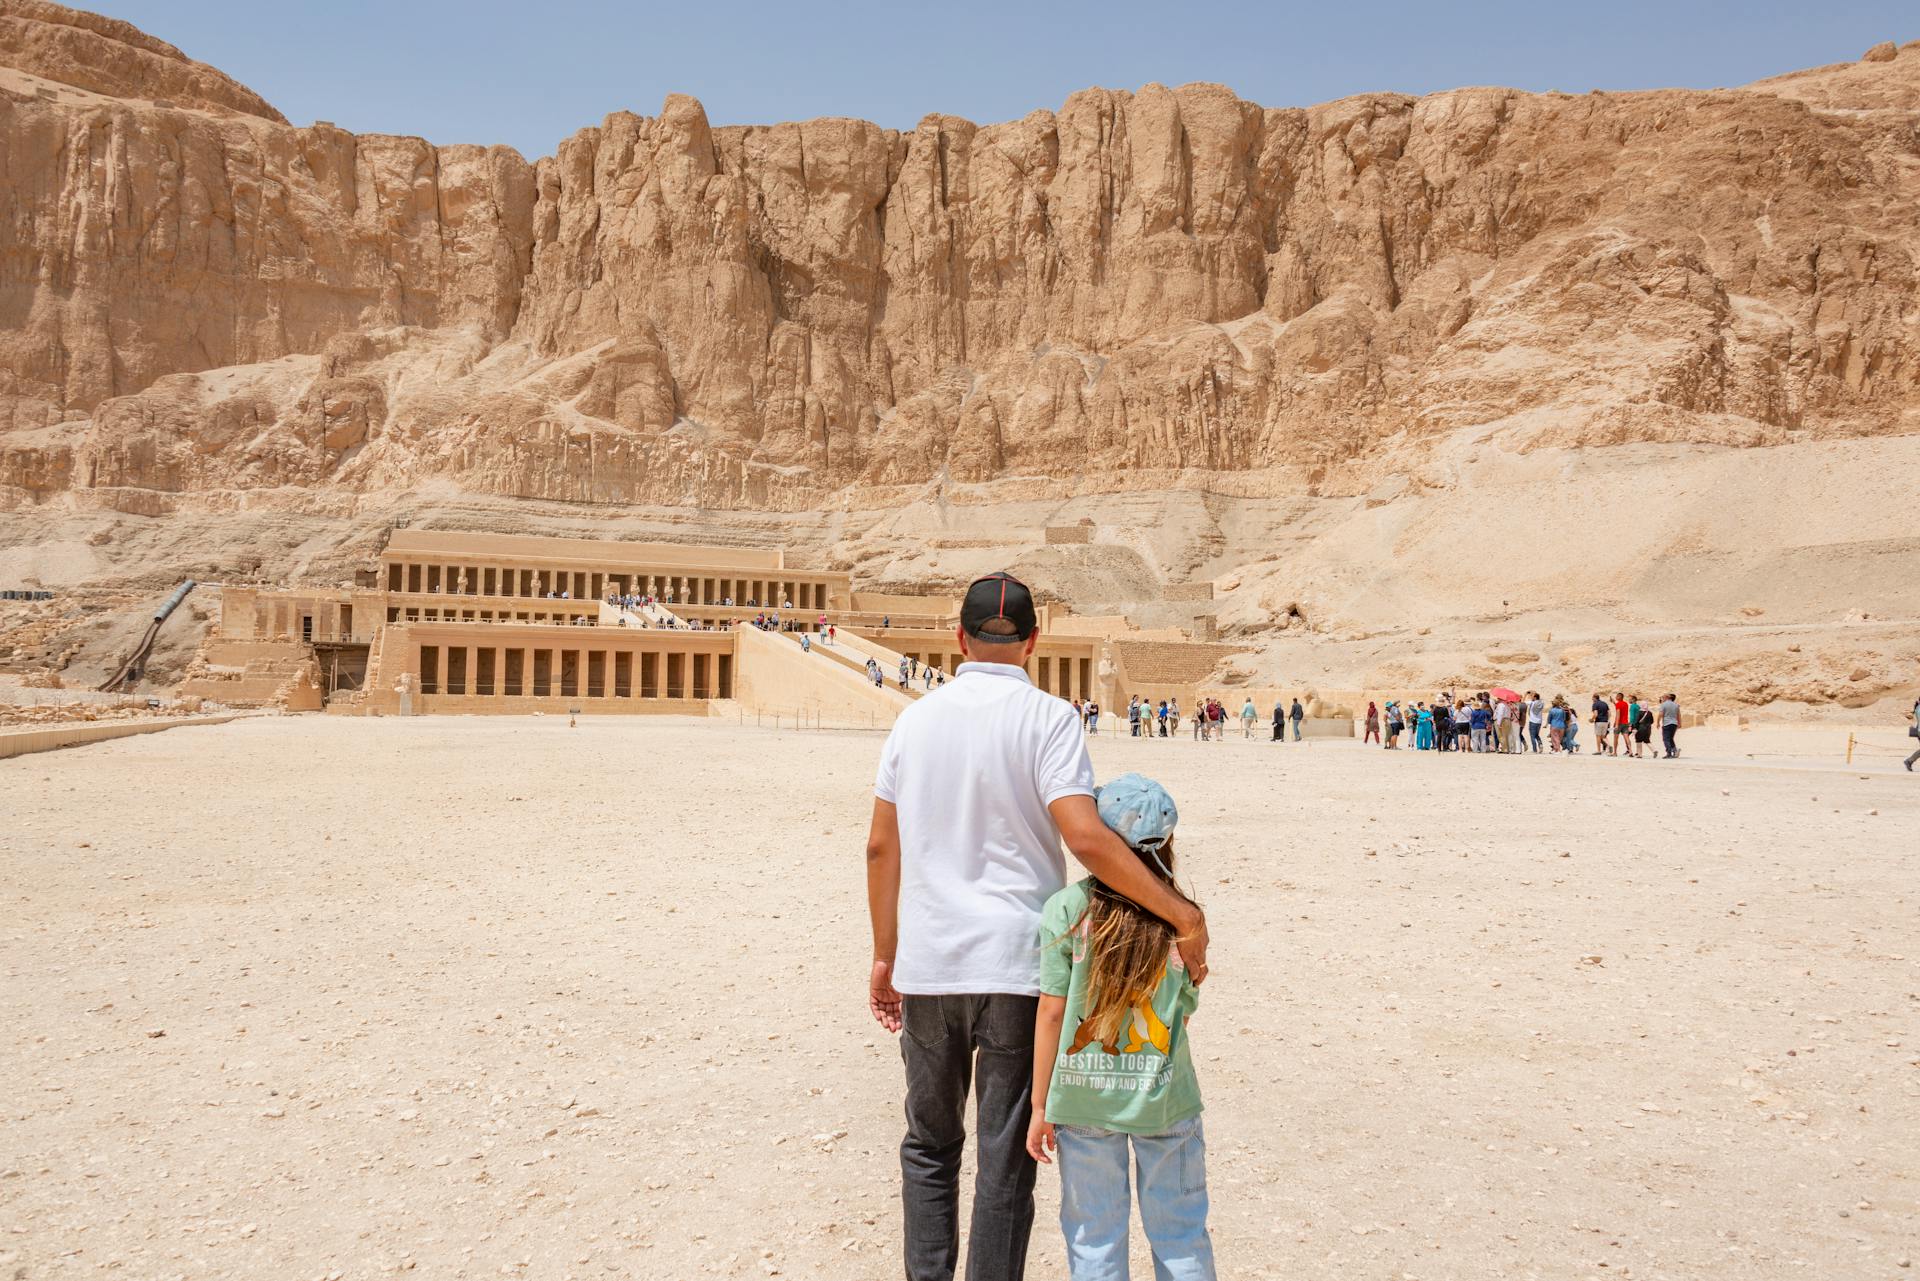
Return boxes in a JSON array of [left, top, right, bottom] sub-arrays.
[[1027, 774, 1216, 1281], [1129, 697, 1142, 738], [1547, 698, 1567, 752], [1660, 693, 1682, 759], [864, 572, 1209, 1281], [1364, 701, 1380, 745], [1907, 697, 1920, 772], [1591, 694, 1611, 755], [1289, 698, 1304, 742], [1385, 700, 1404, 749], [1271, 699, 1284, 742], [1240, 698, 1257, 738], [1612, 692, 1631, 756], [1527, 692, 1545, 753], [1085, 701, 1100, 735]]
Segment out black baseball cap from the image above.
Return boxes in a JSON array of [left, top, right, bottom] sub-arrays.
[[960, 572, 1038, 641]]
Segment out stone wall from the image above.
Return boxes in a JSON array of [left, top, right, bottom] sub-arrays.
[[0, 713, 245, 760]]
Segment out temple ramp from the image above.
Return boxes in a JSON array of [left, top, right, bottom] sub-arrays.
[[807, 632, 923, 698], [829, 628, 929, 697], [730, 624, 911, 729]]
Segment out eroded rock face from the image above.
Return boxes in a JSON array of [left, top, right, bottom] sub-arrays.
[[1, 2, 1917, 513], [0, 0, 283, 119]]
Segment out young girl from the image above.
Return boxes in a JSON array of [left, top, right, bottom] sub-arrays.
[[1028, 773, 1215, 1280]]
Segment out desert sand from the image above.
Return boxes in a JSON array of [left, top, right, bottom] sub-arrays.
[[3, 715, 1915, 1279]]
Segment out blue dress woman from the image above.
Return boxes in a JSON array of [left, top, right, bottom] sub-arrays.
[[1414, 705, 1435, 750]]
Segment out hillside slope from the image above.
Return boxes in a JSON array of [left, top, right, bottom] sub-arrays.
[[1, 6, 1915, 716]]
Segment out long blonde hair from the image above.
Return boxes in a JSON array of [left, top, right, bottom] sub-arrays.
[[1077, 836, 1188, 1042]]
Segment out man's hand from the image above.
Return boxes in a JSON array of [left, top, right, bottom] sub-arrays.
[[869, 958, 902, 1033], [1050, 794, 1215, 986], [1175, 905, 1210, 986], [1026, 1114, 1056, 1164]]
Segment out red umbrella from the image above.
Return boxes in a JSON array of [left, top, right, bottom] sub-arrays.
[[1490, 687, 1522, 702]]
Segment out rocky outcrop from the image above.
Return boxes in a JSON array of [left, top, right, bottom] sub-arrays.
[[0, 0, 282, 119], [1, 3, 1917, 514]]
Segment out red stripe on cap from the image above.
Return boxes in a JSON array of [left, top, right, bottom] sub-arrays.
[[998, 579, 1006, 619]]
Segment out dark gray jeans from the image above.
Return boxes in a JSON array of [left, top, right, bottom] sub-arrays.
[[899, 993, 1039, 1281]]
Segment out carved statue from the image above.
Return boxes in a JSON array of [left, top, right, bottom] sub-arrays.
[[1095, 641, 1122, 709]]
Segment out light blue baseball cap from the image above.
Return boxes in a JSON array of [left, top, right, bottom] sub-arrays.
[[1095, 773, 1179, 852]]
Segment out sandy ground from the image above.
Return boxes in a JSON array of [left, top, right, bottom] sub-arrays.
[[2, 715, 1916, 1280]]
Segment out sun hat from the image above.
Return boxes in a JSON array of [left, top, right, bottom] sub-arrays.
[[1094, 772, 1179, 854]]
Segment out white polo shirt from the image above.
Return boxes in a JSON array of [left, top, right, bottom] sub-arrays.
[[875, 660, 1096, 996]]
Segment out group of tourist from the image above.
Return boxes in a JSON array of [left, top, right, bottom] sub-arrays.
[[1368, 690, 1683, 758], [1053, 695, 1318, 741], [604, 589, 790, 613], [886, 653, 947, 691]]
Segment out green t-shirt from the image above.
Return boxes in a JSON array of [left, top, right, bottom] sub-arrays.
[[1037, 878, 1202, 1136]]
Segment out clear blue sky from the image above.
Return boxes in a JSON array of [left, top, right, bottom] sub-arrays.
[[89, 0, 1912, 158]]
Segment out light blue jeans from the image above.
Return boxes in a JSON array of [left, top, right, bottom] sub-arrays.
[[1056, 1115, 1216, 1280]]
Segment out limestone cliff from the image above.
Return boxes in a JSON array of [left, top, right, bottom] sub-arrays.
[[1, 3, 1917, 515]]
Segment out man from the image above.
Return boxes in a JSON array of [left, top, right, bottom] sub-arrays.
[[1128, 695, 1141, 737], [1241, 697, 1257, 739], [866, 572, 1209, 1281], [1613, 692, 1631, 757], [1527, 692, 1545, 753], [1907, 697, 1920, 772], [1290, 697, 1305, 742], [1591, 694, 1611, 755], [1660, 693, 1682, 759]]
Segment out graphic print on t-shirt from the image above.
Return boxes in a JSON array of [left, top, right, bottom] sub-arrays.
[[1066, 966, 1172, 1057]]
